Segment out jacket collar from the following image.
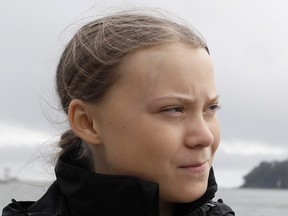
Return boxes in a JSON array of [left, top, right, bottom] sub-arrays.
[[55, 150, 217, 216]]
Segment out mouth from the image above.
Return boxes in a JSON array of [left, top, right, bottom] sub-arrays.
[[179, 161, 209, 174]]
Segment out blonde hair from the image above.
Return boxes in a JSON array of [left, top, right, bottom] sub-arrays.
[[56, 10, 209, 157]]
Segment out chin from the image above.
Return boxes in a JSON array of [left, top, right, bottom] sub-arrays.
[[180, 188, 206, 203], [162, 182, 208, 203]]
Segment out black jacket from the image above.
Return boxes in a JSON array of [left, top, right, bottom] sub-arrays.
[[2, 150, 235, 216]]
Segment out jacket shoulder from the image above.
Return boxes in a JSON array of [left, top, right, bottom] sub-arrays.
[[2, 201, 35, 216], [2, 182, 63, 216]]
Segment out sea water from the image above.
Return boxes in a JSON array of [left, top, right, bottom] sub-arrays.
[[0, 181, 50, 211], [217, 188, 288, 215], [1, 181, 288, 215]]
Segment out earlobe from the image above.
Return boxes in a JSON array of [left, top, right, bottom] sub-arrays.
[[68, 99, 101, 145]]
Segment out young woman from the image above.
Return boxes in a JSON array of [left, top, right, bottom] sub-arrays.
[[2, 10, 235, 216]]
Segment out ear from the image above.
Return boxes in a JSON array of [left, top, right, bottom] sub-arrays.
[[68, 99, 101, 145]]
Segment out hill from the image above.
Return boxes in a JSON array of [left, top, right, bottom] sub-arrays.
[[241, 159, 288, 189]]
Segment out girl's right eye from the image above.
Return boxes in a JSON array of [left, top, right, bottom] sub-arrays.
[[160, 106, 183, 113]]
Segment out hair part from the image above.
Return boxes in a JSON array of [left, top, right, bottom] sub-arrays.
[[56, 9, 209, 158]]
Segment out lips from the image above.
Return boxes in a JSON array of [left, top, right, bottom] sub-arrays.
[[179, 161, 209, 173]]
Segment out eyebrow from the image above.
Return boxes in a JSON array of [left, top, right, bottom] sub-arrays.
[[148, 94, 220, 103]]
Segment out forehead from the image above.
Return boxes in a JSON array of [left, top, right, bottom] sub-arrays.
[[108, 43, 216, 101]]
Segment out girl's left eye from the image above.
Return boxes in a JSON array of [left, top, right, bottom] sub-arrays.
[[207, 104, 221, 112], [161, 106, 183, 113]]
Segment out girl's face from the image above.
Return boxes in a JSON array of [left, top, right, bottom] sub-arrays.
[[87, 43, 220, 203]]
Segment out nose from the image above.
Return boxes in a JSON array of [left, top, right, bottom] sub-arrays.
[[184, 116, 215, 148]]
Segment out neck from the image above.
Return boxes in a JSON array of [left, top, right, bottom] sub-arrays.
[[159, 200, 173, 216]]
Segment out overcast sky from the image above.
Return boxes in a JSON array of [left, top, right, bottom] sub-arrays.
[[1, 0, 288, 188]]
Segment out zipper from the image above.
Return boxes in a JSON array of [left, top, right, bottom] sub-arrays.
[[185, 201, 208, 216], [184, 191, 216, 216]]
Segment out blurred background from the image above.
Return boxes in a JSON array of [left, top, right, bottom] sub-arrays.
[[1, 0, 288, 189]]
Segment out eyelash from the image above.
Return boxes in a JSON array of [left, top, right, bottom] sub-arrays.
[[161, 106, 183, 113], [160, 104, 221, 114], [207, 104, 221, 112]]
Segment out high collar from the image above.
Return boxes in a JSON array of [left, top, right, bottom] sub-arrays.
[[55, 150, 217, 216]]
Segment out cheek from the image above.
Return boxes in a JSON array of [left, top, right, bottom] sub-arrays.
[[211, 118, 221, 154], [105, 124, 175, 177], [101, 122, 151, 170]]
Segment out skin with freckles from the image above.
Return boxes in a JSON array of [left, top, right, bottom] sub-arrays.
[[76, 43, 220, 211]]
